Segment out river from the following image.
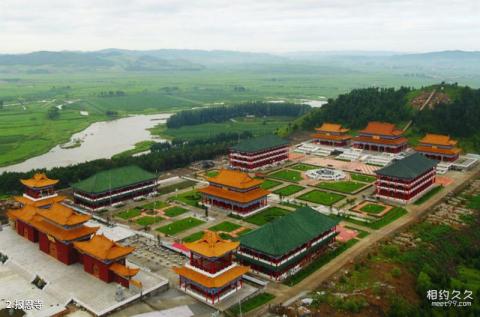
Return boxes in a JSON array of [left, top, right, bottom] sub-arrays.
[[0, 113, 171, 173]]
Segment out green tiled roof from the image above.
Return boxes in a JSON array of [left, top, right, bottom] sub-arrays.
[[72, 165, 156, 194], [375, 153, 438, 179], [239, 206, 339, 257], [231, 135, 289, 153]]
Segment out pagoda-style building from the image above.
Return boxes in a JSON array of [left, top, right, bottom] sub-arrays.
[[312, 123, 352, 147], [236, 207, 339, 281], [74, 235, 139, 287], [72, 165, 157, 211], [15, 173, 65, 208], [229, 135, 289, 171], [415, 133, 461, 162], [198, 169, 270, 217], [375, 153, 438, 204], [352, 121, 408, 153], [174, 231, 249, 304]]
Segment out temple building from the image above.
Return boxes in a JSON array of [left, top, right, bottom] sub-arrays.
[[312, 123, 352, 147], [352, 121, 408, 153], [198, 169, 270, 217], [174, 231, 249, 304], [72, 165, 157, 211], [415, 133, 461, 162], [229, 135, 289, 171], [74, 235, 140, 288], [14, 173, 65, 208], [375, 153, 438, 204], [236, 207, 339, 281]]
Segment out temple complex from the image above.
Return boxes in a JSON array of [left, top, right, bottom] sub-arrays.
[[229, 135, 289, 171], [14, 173, 65, 208], [375, 153, 438, 204], [174, 231, 249, 304], [72, 165, 157, 211], [352, 121, 408, 153], [312, 123, 352, 147], [415, 133, 461, 162], [198, 169, 270, 217], [236, 207, 339, 281]]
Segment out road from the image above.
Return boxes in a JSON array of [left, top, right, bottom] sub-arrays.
[[248, 164, 480, 316]]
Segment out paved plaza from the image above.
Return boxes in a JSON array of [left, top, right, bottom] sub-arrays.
[[0, 226, 169, 317]]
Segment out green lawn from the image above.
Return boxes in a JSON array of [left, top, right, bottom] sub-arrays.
[[117, 208, 142, 219], [413, 186, 443, 205], [345, 226, 370, 239], [141, 200, 169, 210], [228, 293, 275, 316], [268, 169, 303, 183], [260, 179, 283, 190], [205, 170, 219, 177], [273, 184, 305, 196], [290, 163, 319, 171], [360, 203, 387, 214], [346, 207, 408, 230], [283, 239, 359, 286], [297, 190, 346, 206], [135, 216, 164, 226], [182, 231, 204, 243], [164, 206, 189, 217], [350, 173, 377, 183], [157, 180, 196, 195], [170, 190, 201, 207], [244, 207, 289, 226], [156, 217, 205, 235], [316, 181, 366, 194], [209, 221, 241, 232]]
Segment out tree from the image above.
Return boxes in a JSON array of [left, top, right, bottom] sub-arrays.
[[47, 107, 60, 120]]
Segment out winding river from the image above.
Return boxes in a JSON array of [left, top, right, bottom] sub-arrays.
[[0, 113, 171, 173]]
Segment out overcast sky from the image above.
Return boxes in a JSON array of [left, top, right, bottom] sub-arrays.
[[1, 0, 479, 54]]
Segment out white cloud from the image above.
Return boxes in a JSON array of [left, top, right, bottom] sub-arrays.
[[0, 0, 479, 53]]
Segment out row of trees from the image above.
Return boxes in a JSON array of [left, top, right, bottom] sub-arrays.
[[0, 131, 253, 195], [166, 102, 311, 128]]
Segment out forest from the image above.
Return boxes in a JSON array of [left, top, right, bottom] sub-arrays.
[[166, 102, 310, 128]]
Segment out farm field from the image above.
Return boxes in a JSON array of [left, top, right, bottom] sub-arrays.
[[297, 190, 346, 206]]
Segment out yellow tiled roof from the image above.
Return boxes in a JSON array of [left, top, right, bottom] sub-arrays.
[[198, 186, 270, 203], [419, 133, 458, 146], [359, 121, 404, 136], [315, 123, 349, 133], [109, 263, 140, 278], [184, 231, 239, 257], [20, 173, 59, 188], [36, 203, 91, 226], [74, 234, 135, 261], [174, 265, 249, 288], [206, 169, 262, 189], [13, 195, 66, 207]]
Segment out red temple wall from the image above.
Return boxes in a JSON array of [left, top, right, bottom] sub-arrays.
[[16, 220, 38, 242], [81, 254, 114, 283]]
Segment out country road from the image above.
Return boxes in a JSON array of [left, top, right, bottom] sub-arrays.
[[247, 164, 480, 316]]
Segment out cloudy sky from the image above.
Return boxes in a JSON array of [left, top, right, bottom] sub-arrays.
[[1, 0, 479, 53]]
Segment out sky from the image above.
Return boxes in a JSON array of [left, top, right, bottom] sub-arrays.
[[1, 0, 479, 54]]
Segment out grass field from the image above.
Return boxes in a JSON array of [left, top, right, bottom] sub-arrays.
[[260, 179, 282, 190], [350, 173, 377, 183], [273, 184, 305, 196], [205, 170, 219, 177], [111, 140, 155, 159], [117, 208, 142, 219], [466, 195, 480, 210], [141, 200, 169, 210], [156, 217, 205, 235], [290, 163, 319, 171], [345, 226, 370, 239], [316, 181, 366, 194], [244, 207, 289, 226], [347, 207, 408, 230], [157, 180, 196, 195], [228, 293, 275, 316], [208, 221, 241, 232], [170, 190, 201, 207], [164, 206, 189, 217], [360, 203, 387, 214], [297, 190, 346, 206], [414, 186, 443, 205], [268, 169, 303, 183], [182, 231, 205, 243], [135, 216, 164, 226]]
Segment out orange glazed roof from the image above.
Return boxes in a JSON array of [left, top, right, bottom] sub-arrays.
[[198, 186, 270, 203], [315, 123, 349, 133], [36, 203, 91, 226], [353, 135, 408, 145], [419, 133, 458, 146], [110, 263, 140, 278], [311, 133, 352, 141], [174, 265, 249, 288], [184, 231, 239, 258], [415, 145, 461, 156], [7, 205, 38, 222], [14, 195, 66, 207], [20, 173, 59, 188], [206, 169, 262, 189], [74, 234, 135, 261], [34, 220, 99, 242], [359, 121, 404, 136]]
